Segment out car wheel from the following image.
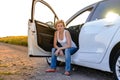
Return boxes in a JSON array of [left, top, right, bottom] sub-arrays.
[[113, 50, 120, 80], [46, 57, 61, 66], [46, 57, 52, 65]]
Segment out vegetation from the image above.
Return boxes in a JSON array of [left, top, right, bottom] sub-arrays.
[[0, 36, 28, 46], [0, 72, 14, 75]]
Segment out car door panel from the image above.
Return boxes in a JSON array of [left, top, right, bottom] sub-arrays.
[[35, 21, 55, 52], [28, 21, 53, 56], [76, 19, 119, 63]]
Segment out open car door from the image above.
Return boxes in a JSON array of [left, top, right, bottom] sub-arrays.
[[28, 0, 59, 57]]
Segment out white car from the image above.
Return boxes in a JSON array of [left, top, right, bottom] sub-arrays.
[[28, 0, 120, 80]]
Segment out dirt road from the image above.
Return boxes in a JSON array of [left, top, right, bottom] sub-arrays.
[[0, 43, 114, 80]]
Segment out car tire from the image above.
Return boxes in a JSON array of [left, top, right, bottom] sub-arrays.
[[46, 57, 61, 66], [113, 50, 120, 80]]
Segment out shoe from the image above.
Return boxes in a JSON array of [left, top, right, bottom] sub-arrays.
[[64, 71, 70, 76], [45, 69, 56, 72]]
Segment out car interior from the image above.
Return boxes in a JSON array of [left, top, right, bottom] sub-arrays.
[[66, 24, 83, 48], [35, 20, 83, 52]]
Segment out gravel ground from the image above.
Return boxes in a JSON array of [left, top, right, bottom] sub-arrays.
[[0, 43, 42, 80], [0, 43, 114, 80]]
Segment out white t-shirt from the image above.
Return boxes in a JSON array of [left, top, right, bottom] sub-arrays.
[[57, 30, 77, 48]]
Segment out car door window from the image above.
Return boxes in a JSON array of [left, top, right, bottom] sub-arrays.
[[35, 2, 54, 23], [33, 2, 57, 51], [67, 9, 92, 27], [66, 8, 93, 48]]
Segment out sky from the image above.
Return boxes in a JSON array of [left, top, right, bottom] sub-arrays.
[[0, 0, 102, 37]]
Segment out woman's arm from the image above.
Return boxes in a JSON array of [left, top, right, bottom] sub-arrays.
[[53, 31, 59, 49]]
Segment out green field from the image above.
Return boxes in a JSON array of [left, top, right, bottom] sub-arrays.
[[0, 36, 28, 46]]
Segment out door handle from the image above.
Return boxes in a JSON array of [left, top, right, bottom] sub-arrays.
[[32, 31, 35, 33], [104, 22, 114, 27]]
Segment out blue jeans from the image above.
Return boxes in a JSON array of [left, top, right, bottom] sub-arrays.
[[50, 47, 77, 71]]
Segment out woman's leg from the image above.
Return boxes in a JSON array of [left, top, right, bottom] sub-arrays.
[[64, 47, 77, 72], [50, 48, 57, 69]]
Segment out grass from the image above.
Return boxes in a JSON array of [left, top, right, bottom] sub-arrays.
[[0, 70, 19, 75], [0, 65, 8, 67], [0, 72, 13, 75], [0, 36, 28, 46]]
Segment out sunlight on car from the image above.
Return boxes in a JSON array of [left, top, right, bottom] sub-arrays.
[[105, 11, 119, 23]]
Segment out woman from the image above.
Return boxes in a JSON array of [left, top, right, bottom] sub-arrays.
[[46, 20, 77, 76]]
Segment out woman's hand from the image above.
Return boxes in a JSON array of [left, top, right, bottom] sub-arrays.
[[55, 48, 61, 56], [59, 50, 64, 56]]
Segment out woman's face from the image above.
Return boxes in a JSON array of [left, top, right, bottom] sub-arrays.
[[56, 23, 64, 31]]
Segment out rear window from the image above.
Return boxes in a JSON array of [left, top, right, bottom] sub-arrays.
[[90, 0, 120, 21]]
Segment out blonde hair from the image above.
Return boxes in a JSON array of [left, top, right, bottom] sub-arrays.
[[55, 20, 66, 28]]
